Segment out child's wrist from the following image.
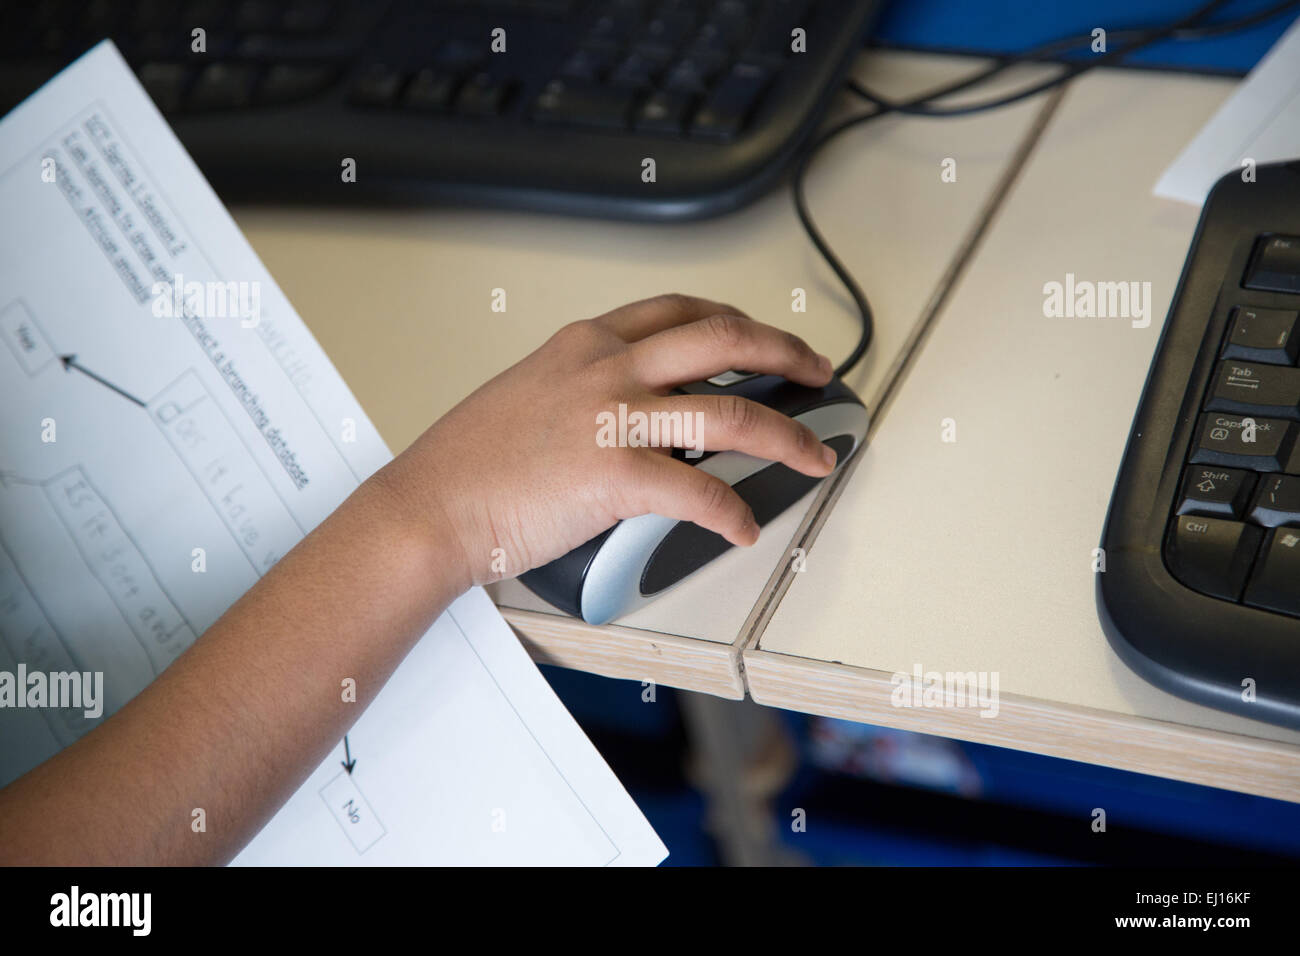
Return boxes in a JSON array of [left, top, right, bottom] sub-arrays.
[[363, 461, 475, 602]]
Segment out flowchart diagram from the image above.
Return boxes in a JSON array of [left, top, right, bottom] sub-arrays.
[[0, 43, 666, 865]]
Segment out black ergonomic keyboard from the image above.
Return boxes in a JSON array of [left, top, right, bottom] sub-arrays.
[[1099, 162, 1300, 730], [0, 0, 879, 219]]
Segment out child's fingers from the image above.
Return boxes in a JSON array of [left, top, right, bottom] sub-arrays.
[[616, 451, 759, 547], [592, 293, 750, 342], [628, 313, 833, 389], [631, 394, 836, 478]]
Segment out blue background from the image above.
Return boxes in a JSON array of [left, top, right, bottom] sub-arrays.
[[873, 0, 1299, 74]]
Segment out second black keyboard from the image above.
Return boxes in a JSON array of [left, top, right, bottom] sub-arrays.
[[1101, 166, 1300, 729]]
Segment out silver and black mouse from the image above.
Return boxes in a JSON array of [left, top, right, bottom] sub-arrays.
[[519, 371, 868, 625]]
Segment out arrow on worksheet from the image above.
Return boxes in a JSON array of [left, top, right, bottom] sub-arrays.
[[60, 354, 147, 407], [341, 735, 356, 775]]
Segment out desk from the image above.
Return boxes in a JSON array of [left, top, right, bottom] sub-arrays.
[[234, 50, 1057, 696], [747, 66, 1300, 804], [234, 51, 1300, 804]]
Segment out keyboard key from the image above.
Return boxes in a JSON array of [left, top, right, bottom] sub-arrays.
[[456, 73, 511, 116], [1177, 465, 1255, 519], [136, 62, 191, 113], [609, 52, 662, 90], [714, 0, 752, 22], [186, 0, 231, 28], [134, 30, 192, 60], [635, 89, 692, 133], [185, 0, 231, 27], [133, 0, 180, 30], [235, 33, 356, 61], [1165, 515, 1263, 601], [633, 13, 694, 57], [432, 38, 487, 73], [256, 64, 335, 105], [690, 62, 769, 140], [347, 64, 404, 107], [188, 63, 258, 110], [517, 0, 578, 14], [689, 21, 737, 61], [680, 42, 730, 72], [1190, 412, 1294, 472], [695, 15, 748, 49], [532, 79, 633, 129], [1244, 528, 1300, 616], [1222, 306, 1300, 365], [1248, 474, 1300, 527], [1244, 235, 1300, 294], [587, 9, 639, 46], [1206, 360, 1300, 420], [663, 57, 714, 93], [559, 46, 616, 81], [235, 0, 281, 33], [283, 0, 335, 33], [402, 69, 456, 111]]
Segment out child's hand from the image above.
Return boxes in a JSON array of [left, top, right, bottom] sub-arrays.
[[0, 294, 842, 864], [376, 294, 839, 587]]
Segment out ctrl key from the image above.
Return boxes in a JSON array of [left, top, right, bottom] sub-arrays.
[[1165, 515, 1262, 601], [1244, 528, 1300, 617]]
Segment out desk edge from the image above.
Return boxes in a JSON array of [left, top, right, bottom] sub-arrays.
[[503, 606, 746, 699], [742, 646, 1300, 803]]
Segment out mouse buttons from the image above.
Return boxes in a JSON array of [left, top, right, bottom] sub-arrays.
[[705, 370, 759, 387]]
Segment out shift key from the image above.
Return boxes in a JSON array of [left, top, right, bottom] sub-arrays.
[[1190, 412, 1294, 472]]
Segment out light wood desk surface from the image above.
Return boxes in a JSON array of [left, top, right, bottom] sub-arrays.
[[233, 51, 1056, 698], [747, 66, 1300, 804], [233, 49, 1299, 804]]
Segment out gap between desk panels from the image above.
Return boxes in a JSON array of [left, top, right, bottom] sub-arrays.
[[734, 83, 1070, 693]]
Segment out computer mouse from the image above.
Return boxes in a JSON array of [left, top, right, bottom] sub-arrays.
[[519, 371, 868, 625]]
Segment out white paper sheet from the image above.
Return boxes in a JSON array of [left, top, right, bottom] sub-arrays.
[[0, 41, 666, 866], [1155, 17, 1300, 205]]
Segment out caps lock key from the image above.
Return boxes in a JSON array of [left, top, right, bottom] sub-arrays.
[[1190, 413, 1294, 472]]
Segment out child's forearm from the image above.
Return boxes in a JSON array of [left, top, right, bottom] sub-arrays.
[[0, 470, 466, 865], [0, 295, 838, 865]]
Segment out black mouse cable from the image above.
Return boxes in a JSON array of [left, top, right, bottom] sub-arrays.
[[845, 0, 1236, 118], [799, 0, 1299, 377], [791, 108, 883, 379], [880, 0, 1300, 114], [848, 0, 1298, 118]]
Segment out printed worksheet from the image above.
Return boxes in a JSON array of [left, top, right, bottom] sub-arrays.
[[0, 42, 666, 866]]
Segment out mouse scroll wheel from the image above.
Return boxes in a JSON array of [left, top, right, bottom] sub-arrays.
[[706, 370, 759, 387]]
